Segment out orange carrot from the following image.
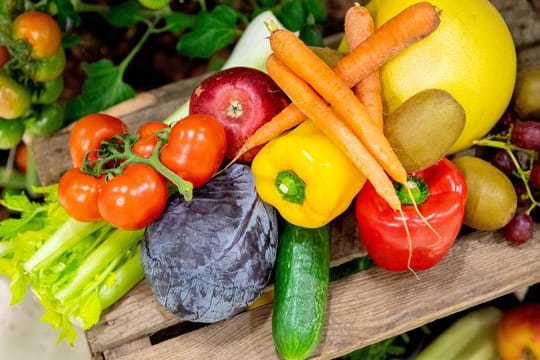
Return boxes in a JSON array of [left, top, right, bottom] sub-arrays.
[[334, 2, 441, 87], [344, 3, 384, 129], [231, 2, 440, 162], [269, 27, 408, 185], [230, 104, 304, 163], [266, 54, 401, 210]]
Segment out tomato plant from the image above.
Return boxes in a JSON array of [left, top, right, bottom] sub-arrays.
[[160, 114, 227, 188], [15, 142, 27, 172], [26, 48, 66, 82], [0, 72, 31, 119], [58, 168, 103, 222], [138, 0, 170, 10], [30, 76, 64, 105], [24, 102, 66, 136], [11, 11, 62, 59], [132, 121, 168, 158], [0, 119, 24, 149], [69, 113, 128, 168], [0, 45, 9, 67], [97, 163, 168, 230]]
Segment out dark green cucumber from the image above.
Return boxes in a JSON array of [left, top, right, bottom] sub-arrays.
[[272, 222, 330, 360]]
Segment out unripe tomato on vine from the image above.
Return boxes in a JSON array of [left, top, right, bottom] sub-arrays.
[[138, 0, 171, 10]]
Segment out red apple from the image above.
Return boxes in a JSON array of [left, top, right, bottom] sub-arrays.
[[496, 303, 540, 359], [189, 66, 290, 162]]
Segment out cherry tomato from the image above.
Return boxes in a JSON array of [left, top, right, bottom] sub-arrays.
[[138, 0, 170, 10], [0, 45, 9, 67], [12, 11, 62, 59], [132, 121, 168, 158], [15, 143, 27, 172], [31, 76, 64, 105], [97, 164, 168, 230], [58, 168, 103, 222], [0, 72, 31, 120], [0, 119, 24, 149], [160, 114, 226, 188], [69, 113, 128, 168], [26, 47, 66, 82]]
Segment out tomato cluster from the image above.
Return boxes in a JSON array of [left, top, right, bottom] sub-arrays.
[[59, 113, 227, 230], [0, 10, 66, 152]]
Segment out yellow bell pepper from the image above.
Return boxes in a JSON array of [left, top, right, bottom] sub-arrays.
[[251, 120, 366, 228]]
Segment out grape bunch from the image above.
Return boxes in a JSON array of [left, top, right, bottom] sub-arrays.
[[475, 111, 540, 245]]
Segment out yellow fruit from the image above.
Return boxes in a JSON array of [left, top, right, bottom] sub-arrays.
[[365, 0, 516, 153]]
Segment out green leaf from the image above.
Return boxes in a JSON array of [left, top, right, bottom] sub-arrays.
[[66, 59, 136, 120], [61, 34, 82, 49], [274, 0, 307, 31], [176, 6, 242, 58], [105, 0, 143, 27], [303, 0, 327, 22], [0, 191, 38, 213], [165, 11, 195, 32], [46, 0, 82, 29]]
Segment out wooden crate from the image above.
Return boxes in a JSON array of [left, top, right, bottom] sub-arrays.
[[30, 1, 540, 358]]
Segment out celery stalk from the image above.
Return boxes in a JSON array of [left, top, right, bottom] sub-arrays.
[[98, 246, 144, 310], [55, 228, 144, 303], [415, 307, 503, 360], [23, 218, 108, 273]]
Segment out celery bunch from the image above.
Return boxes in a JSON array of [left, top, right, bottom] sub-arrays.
[[0, 186, 144, 343]]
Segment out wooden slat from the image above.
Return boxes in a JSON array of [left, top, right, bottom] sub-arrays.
[[114, 226, 540, 360], [86, 209, 363, 355]]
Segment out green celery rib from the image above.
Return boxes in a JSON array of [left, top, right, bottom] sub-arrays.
[[54, 228, 144, 303], [98, 246, 144, 310], [23, 218, 108, 273]]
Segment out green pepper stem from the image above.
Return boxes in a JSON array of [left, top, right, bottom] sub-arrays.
[[395, 176, 429, 206], [275, 170, 305, 205]]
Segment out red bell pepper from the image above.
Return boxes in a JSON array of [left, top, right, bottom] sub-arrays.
[[355, 157, 467, 272]]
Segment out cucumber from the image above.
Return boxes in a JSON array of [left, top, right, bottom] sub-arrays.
[[272, 222, 330, 360]]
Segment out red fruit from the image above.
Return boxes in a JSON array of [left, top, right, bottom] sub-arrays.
[[496, 303, 540, 359], [189, 66, 290, 162]]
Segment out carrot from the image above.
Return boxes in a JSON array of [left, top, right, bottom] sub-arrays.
[[231, 2, 440, 162], [269, 27, 408, 185], [229, 104, 304, 163], [334, 2, 441, 87], [266, 54, 401, 210], [344, 3, 384, 129]]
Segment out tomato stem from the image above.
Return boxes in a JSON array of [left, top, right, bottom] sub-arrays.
[[82, 132, 194, 201]]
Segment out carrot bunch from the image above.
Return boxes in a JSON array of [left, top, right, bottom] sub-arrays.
[[254, 2, 441, 210]]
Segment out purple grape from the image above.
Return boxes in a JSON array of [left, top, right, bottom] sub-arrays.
[[511, 120, 540, 150], [493, 111, 517, 133], [502, 212, 534, 245], [530, 161, 540, 189], [514, 182, 532, 208], [491, 150, 515, 175]]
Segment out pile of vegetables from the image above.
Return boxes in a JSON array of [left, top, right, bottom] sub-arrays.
[[2, 0, 539, 358]]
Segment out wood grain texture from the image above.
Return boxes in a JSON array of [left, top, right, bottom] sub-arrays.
[[113, 227, 540, 360]]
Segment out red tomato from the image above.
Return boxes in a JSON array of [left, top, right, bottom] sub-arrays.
[[58, 168, 103, 222], [160, 114, 226, 188], [69, 113, 128, 168], [132, 121, 168, 158], [97, 164, 168, 230], [12, 11, 62, 59], [15, 143, 27, 172], [497, 303, 540, 360], [0, 45, 9, 67]]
